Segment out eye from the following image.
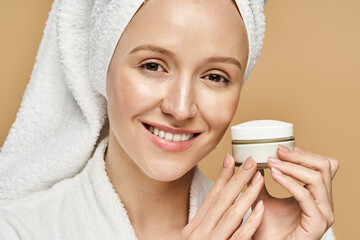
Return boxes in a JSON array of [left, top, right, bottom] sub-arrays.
[[203, 74, 230, 85], [139, 62, 165, 72]]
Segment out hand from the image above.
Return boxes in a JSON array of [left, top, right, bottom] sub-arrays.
[[182, 154, 265, 240], [252, 145, 339, 240]]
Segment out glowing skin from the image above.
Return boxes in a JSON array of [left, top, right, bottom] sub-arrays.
[[105, 0, 248, 238], [106, 0, 248, 181]]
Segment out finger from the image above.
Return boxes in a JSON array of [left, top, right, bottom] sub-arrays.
[[270, 166, 322, 219], [326, 157, 339, 210], [268, 157, 333, 223], [212, 171, 264, 238], [248, 169, 271, 209], [294, 146, 307, 153], [278, 145, 340, 211], [327, 157, 340, 179], [199, 156, 257, 233], [277, 145, 333, 201], [297, 148, 339, 180], [280, 145, 339, 179], [257, 169, 270, 199], [229, 200, 265, 240], [184, 153, 235, 236]]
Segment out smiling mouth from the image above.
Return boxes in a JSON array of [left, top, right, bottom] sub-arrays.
[[142, 123, 201, 142]]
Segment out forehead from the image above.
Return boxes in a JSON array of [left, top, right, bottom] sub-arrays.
[[118, 0, 248, 62]]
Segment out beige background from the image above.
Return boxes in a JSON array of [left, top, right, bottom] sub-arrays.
[[1, 0, 359, 238]]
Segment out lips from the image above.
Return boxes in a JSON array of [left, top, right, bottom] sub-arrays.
[[141, 122, 201, 152]]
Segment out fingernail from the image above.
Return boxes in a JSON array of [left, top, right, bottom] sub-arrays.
[[294, 146, 306, 153], [268, 156, 281, 165], [278, 144, 291, 153], [254, 200, 264, 213], [251, 171, 261, 185], [271, 167, 282, 176], [223, 153, 231, 168], [242, 156, 254, 170]]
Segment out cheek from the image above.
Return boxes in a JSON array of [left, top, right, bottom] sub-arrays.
[[199, 88, 240, 133], [109, 69, 162, 119]]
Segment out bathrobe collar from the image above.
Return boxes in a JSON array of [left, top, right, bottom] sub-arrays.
[[87, 136, 213, 238]]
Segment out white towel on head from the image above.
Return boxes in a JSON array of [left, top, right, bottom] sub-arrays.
[[0, 0, 267, 200]]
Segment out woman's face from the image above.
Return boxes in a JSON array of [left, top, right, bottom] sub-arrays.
[[106, 0, 248, 181]]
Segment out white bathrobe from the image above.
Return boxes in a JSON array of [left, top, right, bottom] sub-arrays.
[[0, 136, 335, 240]]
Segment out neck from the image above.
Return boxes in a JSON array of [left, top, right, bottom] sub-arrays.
[[104, 131, 195, 239]]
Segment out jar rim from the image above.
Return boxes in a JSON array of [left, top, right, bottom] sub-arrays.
[[232, 137, 295, 144]]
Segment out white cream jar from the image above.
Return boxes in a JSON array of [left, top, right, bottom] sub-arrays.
[[231, 120, 295, 168]]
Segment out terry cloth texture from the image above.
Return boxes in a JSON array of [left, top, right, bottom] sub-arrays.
[[0, 137, 336, 240], [0, 137, 213, 239], [0, 0, 267, 200]]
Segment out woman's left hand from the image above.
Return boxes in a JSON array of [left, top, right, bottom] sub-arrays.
[[251, 145, 339, 240]]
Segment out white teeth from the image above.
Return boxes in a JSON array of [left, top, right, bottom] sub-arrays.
[[165, 132, 173, 141], [147, 124, 196, 142], [154, 127, 159, 136], [173, 134, 181, 141], [180, 134, 188, 141]]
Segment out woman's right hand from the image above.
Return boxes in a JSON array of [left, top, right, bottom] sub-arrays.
[[182, 154, 265, 240]]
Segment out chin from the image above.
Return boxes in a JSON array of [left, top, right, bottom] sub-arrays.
[[140, 159, 195, 182]]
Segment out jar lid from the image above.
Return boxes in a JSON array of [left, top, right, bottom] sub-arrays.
[[231, 120, 293, 140]]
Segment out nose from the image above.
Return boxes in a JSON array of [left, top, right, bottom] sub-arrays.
[[160, 75, 197, 121]]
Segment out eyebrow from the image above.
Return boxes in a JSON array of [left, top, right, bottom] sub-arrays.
[[129, 44, 242, 70]]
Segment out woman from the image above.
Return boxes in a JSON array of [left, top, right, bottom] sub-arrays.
[[0, 0, 338, 239]]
